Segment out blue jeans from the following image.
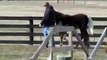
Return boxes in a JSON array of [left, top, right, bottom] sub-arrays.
[[43, 27, 55, 47]]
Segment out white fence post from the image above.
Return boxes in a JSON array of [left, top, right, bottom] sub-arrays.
[[88, 27, 107, 60], [68, 31, 73, 59]]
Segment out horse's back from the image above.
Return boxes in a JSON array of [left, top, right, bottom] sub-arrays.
[[73, 13, 88, 19], [63, 13, 88, 28]]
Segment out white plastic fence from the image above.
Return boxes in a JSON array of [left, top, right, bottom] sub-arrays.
[[88, 27, 107, 60], [30, 26, 89, 60]]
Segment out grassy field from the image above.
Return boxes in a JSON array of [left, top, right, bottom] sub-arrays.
[[0, 44, 106, 60], [0, 44, 36, 60]]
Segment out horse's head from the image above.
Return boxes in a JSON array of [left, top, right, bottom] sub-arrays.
[[40, 3, 57, 27], [44, 2, 50, 7]]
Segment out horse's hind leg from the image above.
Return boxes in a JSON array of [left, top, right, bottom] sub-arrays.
[[60, 34, 63, 46], [75, 29, 84, 47], [62, 32, 68, 42], [81, 28, 90, 48], [59, 32, 64, 46], [75, 28, 90, 48], [59, 32, 68, 46]]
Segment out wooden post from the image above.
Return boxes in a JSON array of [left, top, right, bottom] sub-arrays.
[[29, 19, 34, 45]]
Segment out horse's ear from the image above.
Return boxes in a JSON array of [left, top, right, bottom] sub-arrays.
[[44, 2, 50, 7]]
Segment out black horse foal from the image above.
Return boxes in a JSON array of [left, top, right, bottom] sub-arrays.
[[41, 2, 93, 48]]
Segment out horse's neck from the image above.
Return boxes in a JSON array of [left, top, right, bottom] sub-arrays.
[[58, 22, 62, 26]]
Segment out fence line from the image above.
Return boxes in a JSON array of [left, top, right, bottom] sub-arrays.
[[0, 16, 42, 45], [0, 16, 106, 45]]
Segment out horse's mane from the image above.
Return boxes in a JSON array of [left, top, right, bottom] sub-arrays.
[[55, 11, 73, 18], [55, 11, 63, 16]]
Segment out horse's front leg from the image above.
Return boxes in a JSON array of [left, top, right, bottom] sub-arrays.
[[59, 33, 64, 46]]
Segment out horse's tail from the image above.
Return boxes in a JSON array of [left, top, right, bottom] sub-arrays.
[[87, 16, 94, 35]]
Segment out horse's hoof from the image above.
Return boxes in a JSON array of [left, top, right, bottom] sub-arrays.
[[60, 43, 62, 46], [75, 45, 79, 48], [60, 45, 62, 47], [86, 45, 90, 48], [46, 46, 48, 48], [46, 44, 49, 48]]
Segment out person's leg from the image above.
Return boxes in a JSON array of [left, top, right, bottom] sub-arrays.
[[48, 28, 55, 47], [43, 27, 55, 47], [51, 35, 55, 47], [43, 27, 49, 36], [43, 27, 49, 48]]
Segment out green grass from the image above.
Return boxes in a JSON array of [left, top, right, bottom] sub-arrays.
[[0, 44, 106, 60], [73, 49, 106, 60], [0, 44, 37, 60]]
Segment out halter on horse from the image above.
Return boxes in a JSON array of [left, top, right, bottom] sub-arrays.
[[41, 2, 93, 48]]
